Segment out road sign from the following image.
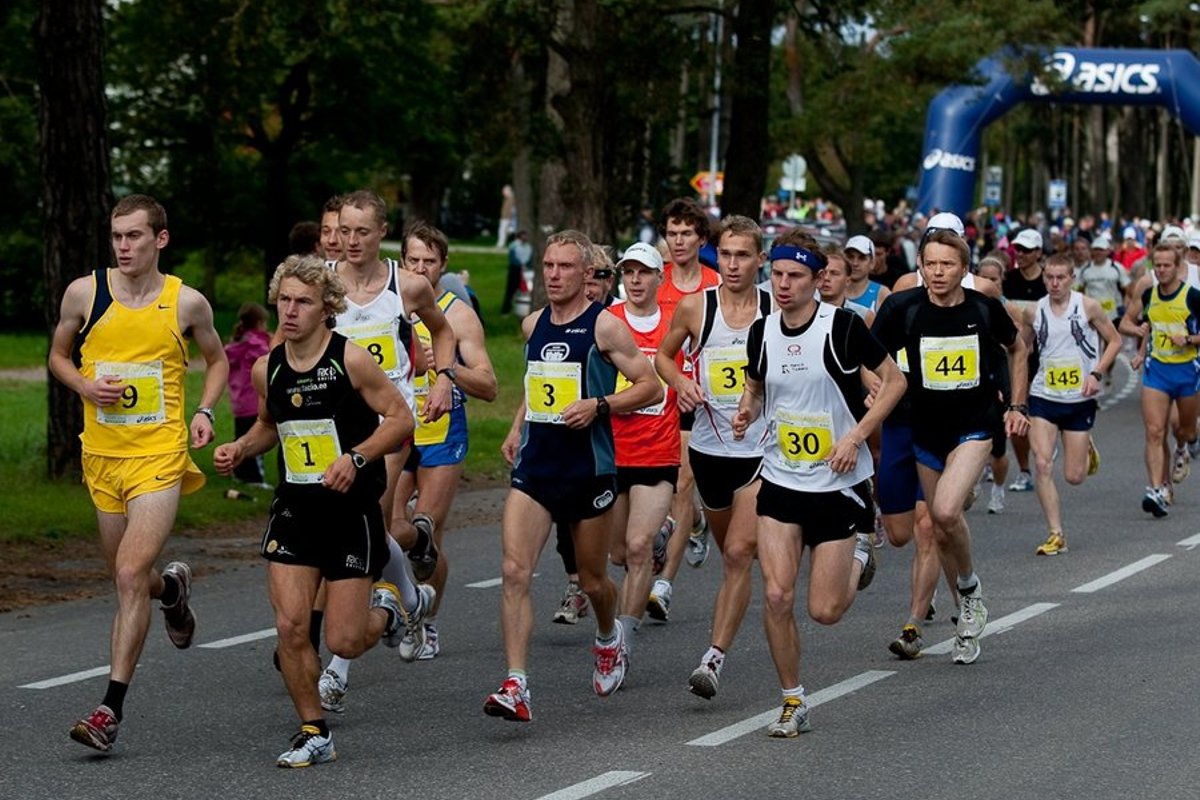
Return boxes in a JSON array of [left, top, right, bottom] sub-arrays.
[[780, 176, 806, 193], [1048, 179, 1068, 210], [690, 171, 724, 196], [782, 154, 807, 181]]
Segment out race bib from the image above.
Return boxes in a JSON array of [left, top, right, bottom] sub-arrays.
[[1152, 321, 1188, 358], [524, 361, 582, 424], [704, 345, 748, 406], [95, 360, 165, 425], [895, 348, 910, 373], [279, 418, 342, 485], [341, 321, 400, 377], [1099, 297, 1117, 315], [1042, 357, 1082, 396], [919, 335, 980, 390], [774, 409, 834, 470], [615, 355, 667, 416], [413, 384, 451, 446]]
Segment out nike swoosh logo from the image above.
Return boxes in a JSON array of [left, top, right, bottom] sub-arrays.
[[158, 304, 171, 309], [154, 475, 169, 481], [966, 324, 977, 329]]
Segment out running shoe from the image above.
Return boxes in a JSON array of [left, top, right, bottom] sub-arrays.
[[855, 533, 876, 590], [987, 484, 1005, 514], [1035, 531, 1068, 556], [652, 516, 674, 575], [956, 586, 988, 640], [395, 584, 436, 658], [981, 464, 994, 483], [1087, 438, 1101, 476], [925, 590, 937, 622], [484, 677, 532, 722], [888, 624, 923, 660], [69, 704, 119, 751], [646, 579, 672, 621], [1190, 437, 1200, 461], [553, 581, 589, 624], [276, 725, 336, 768], [318, 668, 347, 713], [592, 627, 629, 697], [687, 659, 720, 700], [371, 581, 408, 650], [1163, 483, 1175, 506], [871, 506, 887, 548], [1142, 486, 1169, 518], [1171, 445, 1190, 484], [952, 635, 981, 665], [161, 561, 196, 649], [1008, 471, 1034, 492], [767, 697, 812, 738], [400, 622, 440, 661], [685, 510, 711, 568], [408, 513, 440, 582]]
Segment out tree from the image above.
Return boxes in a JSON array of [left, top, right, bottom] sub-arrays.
[[36, 0, 114, 479]]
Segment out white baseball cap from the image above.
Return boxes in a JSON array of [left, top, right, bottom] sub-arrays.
[[1161, 225, 1187, 243], [845, 235, 875, 258], [1189, 234, 1200, 251], [616, 242, 664, 272], [1013, 229, 1044, 251], [1091, 234, 1112, 251], [1122, 225, 1138, 240], [925, 212, 965, 237]]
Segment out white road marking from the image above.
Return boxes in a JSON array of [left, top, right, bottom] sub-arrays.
[[467, 572, 538, 589], [923, 602, 1059, 655], [532, 771, 649, 800], [1098, 353, 1138, 411], [21, 665, 112, 689], [1072, 554, 1172, 593], [198, 628, 276, 649], [686, 670, 895, 747], [1177, 532, 1200, 549]]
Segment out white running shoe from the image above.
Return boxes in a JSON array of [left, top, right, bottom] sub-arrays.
[[553, 581, 589, 624], [685, 511, 711, 568], [276, 725, 336, 768], [646, 579, 672, 621], [987, 484, 1005, 514], [766, 697, 812, 737], [1171, 445, 1190, 484], [956, 586, 988, 640], [1008, 471, 1034, 492], [952, 635, 981, 665], [318, 669, 347, 713], [688, 660, 720, 700], [592, 627, 629, 697], [399, 622, 440, 661]]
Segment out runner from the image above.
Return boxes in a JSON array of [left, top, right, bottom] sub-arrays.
[[817, 249, 873, 322], [1023, 254, 1120, 554], [49, 194, 227, 752], [645, 198, 722, 622], [214, 254, 420, 767], [844, 235, 891, 314], [315, 190, 456, 710], [736, 241, 904, 736], [319, 195, 344, 262], [1001, 228, 1048, 493], [605, 242, 680, 657], [656, 215, 773, 699], [873, 229, 1029, 665], [1119, 242, 1200, 517], [1076, 234, 1130, 385], [484, 230, 662, 721], [395, 221, 498, 659]]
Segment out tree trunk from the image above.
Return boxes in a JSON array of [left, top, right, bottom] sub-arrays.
[[36, 0, 113, 480], [721, 0, 773, 221]]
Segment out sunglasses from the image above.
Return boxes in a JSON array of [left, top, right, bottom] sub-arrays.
[[592, 269, 614, 279]]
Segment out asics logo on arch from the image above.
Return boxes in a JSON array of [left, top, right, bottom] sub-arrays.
[[1031, 51, 1160, 97], [923, 149, 976, 172]]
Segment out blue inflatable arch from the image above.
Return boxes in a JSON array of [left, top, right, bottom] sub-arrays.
[[916, 48, 1200, 216]]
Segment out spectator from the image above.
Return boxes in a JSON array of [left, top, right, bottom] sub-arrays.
[[225, 302, 272, 487], [503, 229, 533, 314]]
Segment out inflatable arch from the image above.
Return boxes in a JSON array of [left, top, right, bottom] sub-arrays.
[[915, 48, 1200, 216]]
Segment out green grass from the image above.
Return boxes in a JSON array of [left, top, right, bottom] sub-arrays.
[[0, 244, 525, 541]]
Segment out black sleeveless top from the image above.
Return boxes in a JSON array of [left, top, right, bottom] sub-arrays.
[[266, 333, 386, 505]]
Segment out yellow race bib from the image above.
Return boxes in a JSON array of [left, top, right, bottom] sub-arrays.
[[413, 382, 452, 446], [919, 335, 980, 391], [704, 345, 748, 406], [94, 361, 165, 426], [1042, 357, 1082, 396], [341, 321, 400, 376], [524, 361, 582, 424], [615, 354, 667, 416], [774, 409, 833, 470], [278, 418, 342, 485]]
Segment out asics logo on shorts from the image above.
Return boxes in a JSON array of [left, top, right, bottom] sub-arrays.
[[593, 490, 614, 510]]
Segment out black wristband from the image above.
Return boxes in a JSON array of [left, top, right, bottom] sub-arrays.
[[1007, 403, 1029, 415], [1090, 370, 1104, 381]]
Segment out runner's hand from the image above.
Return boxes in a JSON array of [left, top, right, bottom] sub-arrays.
[[323, 453, 356, 493], [85, 375, 126, 407], [213, 442, 243, 475], [827, 435, 860, 474], [674, 379, 705, 413]]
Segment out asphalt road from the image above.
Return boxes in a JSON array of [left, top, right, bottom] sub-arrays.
[[3, 357, 1198, 800]]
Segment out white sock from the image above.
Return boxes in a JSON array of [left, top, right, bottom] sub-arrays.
[[327, 655, 352, 684], [702, 645, 725, 674], [782, 685, 805, 702], [381, 536, 420, 610]]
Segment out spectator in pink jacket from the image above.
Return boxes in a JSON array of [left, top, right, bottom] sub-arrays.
[[225, 302, 272, 486]]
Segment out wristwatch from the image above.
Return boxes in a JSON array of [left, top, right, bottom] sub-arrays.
[[436, 366, 458, 383], [1090, 370, 1104, 381], [349, 450, 368, 470], [194, 407, 215, 424], [594, 395, 610, 418]]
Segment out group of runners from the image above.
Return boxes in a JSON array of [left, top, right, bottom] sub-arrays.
[[50, 191, 1200, 764]]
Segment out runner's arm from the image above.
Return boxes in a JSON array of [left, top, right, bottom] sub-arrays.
[[402, 270, 456, 422], [48, 276, 126, 407], [653, 293, 704, 412], [447, 302, 497, 402], [179, 285, 229, 448]]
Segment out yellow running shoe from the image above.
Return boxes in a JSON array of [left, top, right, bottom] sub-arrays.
[[1087, 438, 1100, 476], [1035, 531, 1068, 556]]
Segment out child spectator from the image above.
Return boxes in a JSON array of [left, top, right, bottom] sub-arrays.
[[225, 302, 272, 487]]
